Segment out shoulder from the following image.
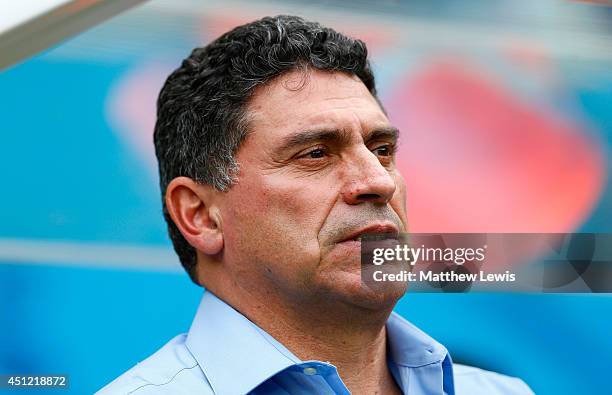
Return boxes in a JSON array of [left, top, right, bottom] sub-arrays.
[[453, 364, 534, 395], [96, 334, 213, 395]]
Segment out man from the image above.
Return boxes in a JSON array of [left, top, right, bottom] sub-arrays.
[[99, 15, 533, 395]]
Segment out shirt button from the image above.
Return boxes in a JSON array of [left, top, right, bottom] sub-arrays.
[[303, 367, 318, 376]]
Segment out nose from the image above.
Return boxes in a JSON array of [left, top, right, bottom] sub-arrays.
[[340, 147, 397, 205]]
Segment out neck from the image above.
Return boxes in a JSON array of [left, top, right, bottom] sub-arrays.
[[206, 279, 402, 395]]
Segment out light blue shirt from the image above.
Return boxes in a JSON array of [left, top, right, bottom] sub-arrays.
[[98, 291, 533, 395]]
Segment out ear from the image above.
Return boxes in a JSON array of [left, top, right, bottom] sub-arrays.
[[165, 177, 223, 256]]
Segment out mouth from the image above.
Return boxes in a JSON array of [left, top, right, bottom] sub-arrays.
[[338, 224, 400, 244]]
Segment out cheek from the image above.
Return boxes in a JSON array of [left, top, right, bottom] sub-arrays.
[[221, 173, 329, 270]]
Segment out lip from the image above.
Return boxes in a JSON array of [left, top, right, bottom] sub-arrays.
[[338, 223, 400, 243]]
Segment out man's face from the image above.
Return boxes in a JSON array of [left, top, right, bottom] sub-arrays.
[[218, 69, 408, 309]]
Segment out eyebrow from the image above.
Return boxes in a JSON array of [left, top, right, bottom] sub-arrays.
[[276, 126, 400, 155]]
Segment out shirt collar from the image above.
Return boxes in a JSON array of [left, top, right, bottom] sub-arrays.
[[386, 312, 449, 367], [185, 291, 300, 395], [186, 291, 452, 394], [387, 312, 455, 394]]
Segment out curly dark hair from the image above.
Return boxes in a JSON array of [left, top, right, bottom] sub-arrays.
[[154, 15, 379, 283]]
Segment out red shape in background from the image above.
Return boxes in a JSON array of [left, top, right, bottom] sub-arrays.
[[387, 61, 606, 233]]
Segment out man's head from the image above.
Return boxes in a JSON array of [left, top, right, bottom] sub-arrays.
[[155, 15, 408, 310]]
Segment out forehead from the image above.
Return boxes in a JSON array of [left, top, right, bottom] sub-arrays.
[[246, 69, 389, 139]]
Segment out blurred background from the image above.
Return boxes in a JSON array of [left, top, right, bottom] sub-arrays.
[[1, 0, 612, 394]]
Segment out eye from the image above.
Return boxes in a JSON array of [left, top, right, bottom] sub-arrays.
[[308, 148, 326, 158], [372, 144, 395, 157], [299, 147, 327, 159]]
